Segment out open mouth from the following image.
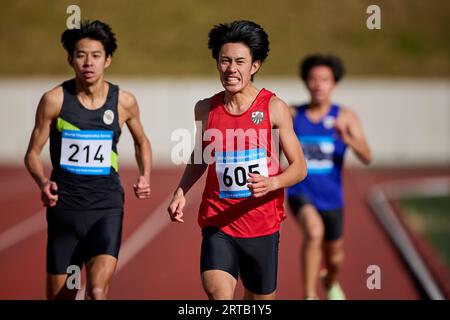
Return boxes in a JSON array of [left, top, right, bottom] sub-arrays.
[[224, 76, 240, 85]]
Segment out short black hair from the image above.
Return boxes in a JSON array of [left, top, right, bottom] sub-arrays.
[[208, 20, 270, 63], [61, 20, 118, 57], [300, 54, 345, 83]]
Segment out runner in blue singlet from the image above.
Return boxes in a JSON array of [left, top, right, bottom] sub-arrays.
[[288, 54, 372, 300]]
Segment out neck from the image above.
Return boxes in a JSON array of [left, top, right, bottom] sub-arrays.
[[223, 83, 259, 113], [308, 99, 331, 112], [75, 77, 106, 98]]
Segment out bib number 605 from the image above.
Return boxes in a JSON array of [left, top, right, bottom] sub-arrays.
[[223, 164, 260, 187]]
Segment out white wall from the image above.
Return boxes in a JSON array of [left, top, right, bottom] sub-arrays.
[[1, 77, 449, 168]]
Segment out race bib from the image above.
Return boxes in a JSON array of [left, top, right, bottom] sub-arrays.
[[300, 136, 335, 174], [216, 148, 269, 198], [60, 130, 113, 175]]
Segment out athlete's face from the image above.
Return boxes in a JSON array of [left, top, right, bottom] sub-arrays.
[[217, 42, 261, 93], [306, 65, 336, 104], [69, 38, 111, 84]]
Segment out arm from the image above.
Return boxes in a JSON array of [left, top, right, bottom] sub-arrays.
[[119, 90, 153, 199], [335, 107, 372, 165], [24, 88, 62, 207], [167, 99, 210, 222], [247, 97, 307, 198]]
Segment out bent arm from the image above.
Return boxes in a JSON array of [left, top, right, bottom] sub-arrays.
[[340, 108, 372, 165], [121, 92, 153, 178], [270, 97, 307, 190], [174, 99, 210, 197], [24, 89, 62, 188]]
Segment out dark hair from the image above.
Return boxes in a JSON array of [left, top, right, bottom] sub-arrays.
[[300, 54, 345, 83], [61, 20, 118, 57], [208, 20, 270, 63]]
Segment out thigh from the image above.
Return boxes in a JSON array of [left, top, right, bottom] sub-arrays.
[[85, 254, 118, 290], [84, 208, 124, 262], [201, 270, 237, 300], [238, 231, 280, 295], [46, 273, 78, 300], [288, 195, 324, 237], [46, 207, 85, 275], [200, 227, 239, 279], [287, 194, 312, 218], [319, 209, 344, 241]]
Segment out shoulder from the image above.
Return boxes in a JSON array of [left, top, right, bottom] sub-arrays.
[[268, 95, 291, 127], [194, 97, 211, 119], [42, 85, 63, 105], [338, 105, 359, 121], [269, 95, 290, 116], [118, 89, 138, 110], [39, 86, 63, 118]]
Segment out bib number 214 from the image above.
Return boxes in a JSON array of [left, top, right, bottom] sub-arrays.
[[60, 129, 112, 175]]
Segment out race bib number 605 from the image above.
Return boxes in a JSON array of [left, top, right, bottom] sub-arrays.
[[216, 148, 269, 198], [60, 130, 113, 175]]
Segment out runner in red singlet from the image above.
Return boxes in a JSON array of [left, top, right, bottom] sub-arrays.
[[167, 20, 307, 300]]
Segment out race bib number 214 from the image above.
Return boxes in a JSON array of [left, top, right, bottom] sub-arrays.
[[60, 130, 113, 175]]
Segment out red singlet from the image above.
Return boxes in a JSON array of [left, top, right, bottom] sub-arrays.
[[198, 88, 286, 238]]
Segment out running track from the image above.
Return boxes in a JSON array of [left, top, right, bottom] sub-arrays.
[[0, 166, 448, 300]]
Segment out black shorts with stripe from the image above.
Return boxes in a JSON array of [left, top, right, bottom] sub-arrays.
[[46, 206, 123, 274]]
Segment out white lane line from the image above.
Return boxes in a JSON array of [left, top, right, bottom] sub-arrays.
[[0, 209, 46, 252], [76, 192, 199, 299], [116, 195, 175, 271]]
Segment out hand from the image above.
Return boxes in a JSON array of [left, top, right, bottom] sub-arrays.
[[247, 173, 278, 198], [133, 175, 151, 199], [40, 180, 58, 207], [335, 117, 353, 145], [167, 188, 185, 223]]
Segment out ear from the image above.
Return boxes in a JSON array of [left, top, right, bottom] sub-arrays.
[[250, 60, 262, 76], [67, 55, 74, 67], [104, 55, 112, 69]]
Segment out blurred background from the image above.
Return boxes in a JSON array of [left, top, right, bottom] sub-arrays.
[[0, 0, 448, 299]]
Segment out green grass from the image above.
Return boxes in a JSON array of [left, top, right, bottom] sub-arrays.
[[400, 196, 450, 267], [0, 0, 449, 76]]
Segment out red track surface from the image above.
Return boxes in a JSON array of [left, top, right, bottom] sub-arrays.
[[1, 166, 448, 300]]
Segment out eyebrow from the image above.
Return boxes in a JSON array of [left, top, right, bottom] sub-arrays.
[[75, 50, 103, 54], [220, 56, 247, 60]]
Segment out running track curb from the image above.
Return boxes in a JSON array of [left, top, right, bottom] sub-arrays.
[[368, 178, 449, 300]]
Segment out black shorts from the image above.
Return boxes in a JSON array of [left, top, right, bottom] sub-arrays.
[[288, 194, 344, 241], [200, 227, 279, 295], [46, 207, 123, 274]]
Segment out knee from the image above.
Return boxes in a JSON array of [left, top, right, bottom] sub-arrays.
[[86, 286, 107, 300], [328, 246, 345, 266], [202, 278, 234, 300], [305, 225, 324, 246], [205, 287, 233, 300]]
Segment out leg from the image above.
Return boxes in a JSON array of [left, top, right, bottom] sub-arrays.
[[85, 254, 118, 300], [322, 239, 344, 289], [200, 227, 239, 300], [297, 204, 324, 299], [83, 208, 123, 300], [201, 270, 237, 300], [319, 208, 345, 289], [319, 208, 345, 299], [46, 273, 78, 300], [46, 207, 84, 300], [239, 231, 279, 300], [243, 288, 276, 300]]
